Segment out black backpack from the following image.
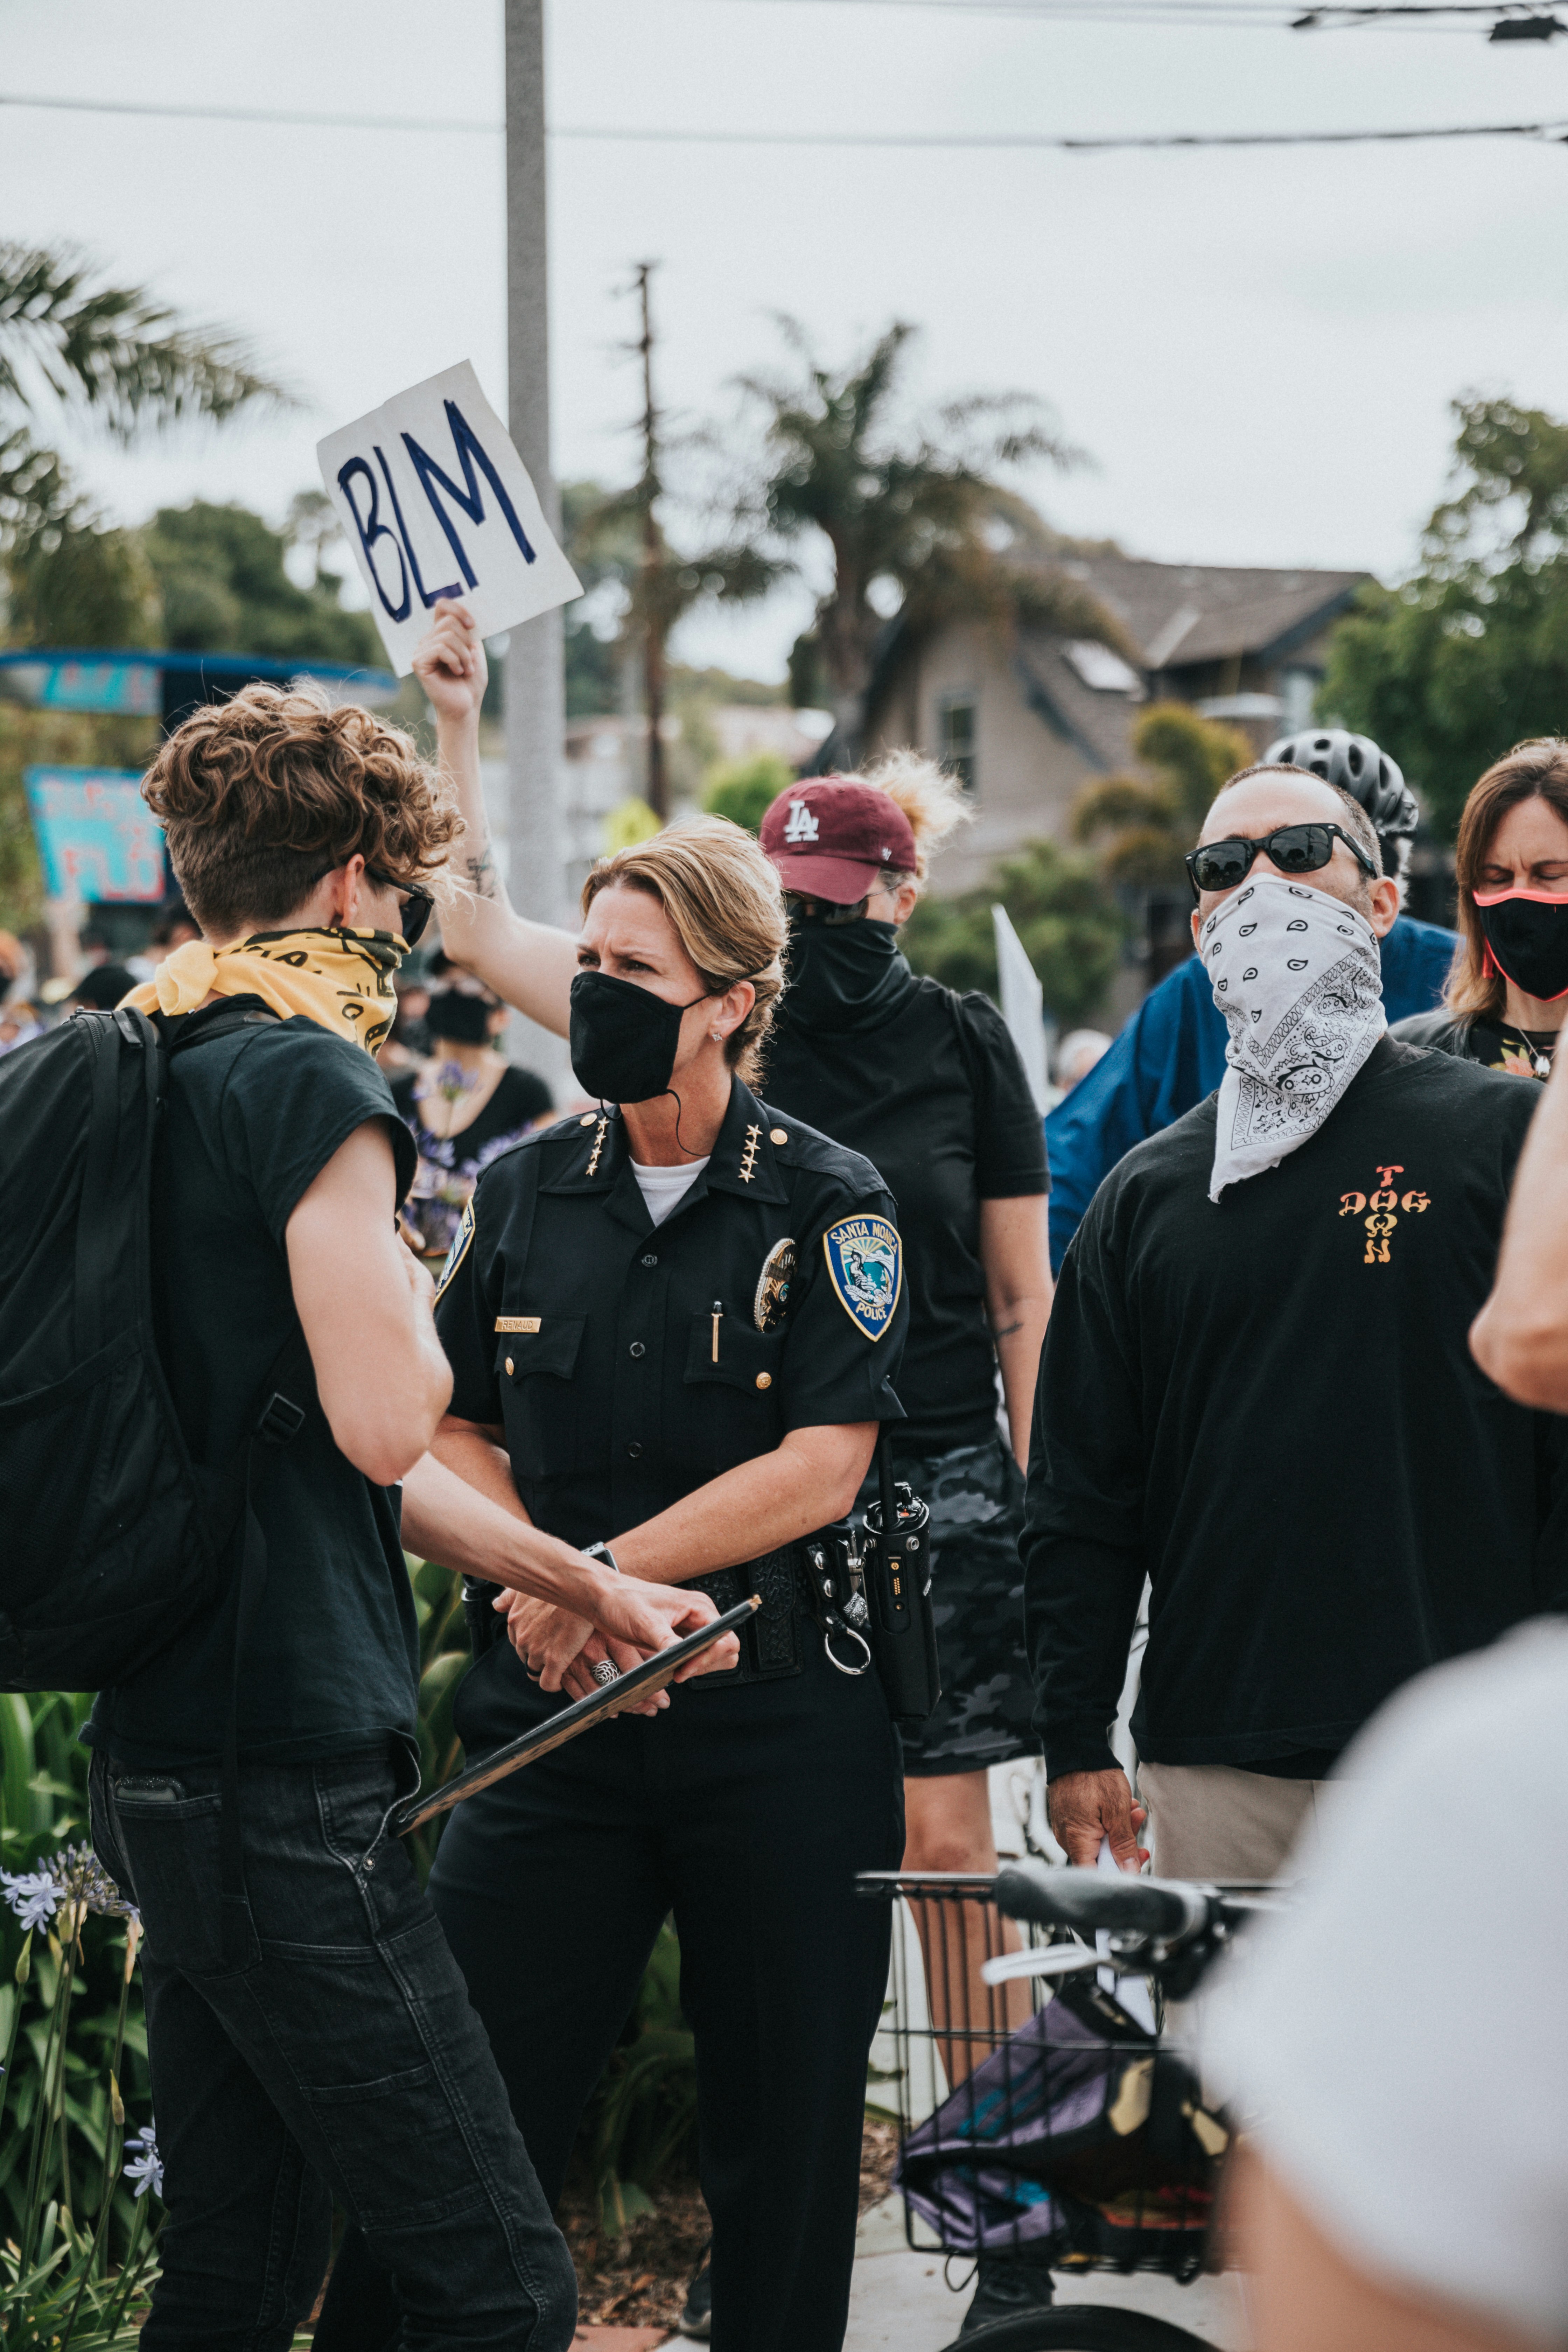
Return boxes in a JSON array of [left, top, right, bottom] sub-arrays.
[[0, 1002, 312, 1695]]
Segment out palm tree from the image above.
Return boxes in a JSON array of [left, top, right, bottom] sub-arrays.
[[730, 319, 1111, 763], [1, 240, 289, 640]]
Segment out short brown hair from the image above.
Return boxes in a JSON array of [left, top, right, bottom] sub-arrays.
[[1448, 738, 1568, 1021], [142, 682, 458, 940], [581, 817, 786, 1082]]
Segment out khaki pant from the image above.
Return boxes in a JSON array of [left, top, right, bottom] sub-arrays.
[[1138, 1760, 1330, 1882]]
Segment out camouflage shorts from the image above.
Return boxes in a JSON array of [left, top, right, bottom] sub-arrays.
[[862, 1431, 1040, 1779]]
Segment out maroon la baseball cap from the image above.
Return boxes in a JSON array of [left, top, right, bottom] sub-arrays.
[[759, 777, 918, 904]]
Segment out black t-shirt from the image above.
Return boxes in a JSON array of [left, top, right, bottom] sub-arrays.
[[435, 1077, 908, 1549], [1022, 1037, 1568, 1780], [86, 1009, 421, 1770], [392, 1063, 554, 1264], [764, 977, 1048, 1453]]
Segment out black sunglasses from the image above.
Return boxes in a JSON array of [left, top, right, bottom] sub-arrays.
[[1185, 824, 1380, 901], [365, 867, 434, 948]]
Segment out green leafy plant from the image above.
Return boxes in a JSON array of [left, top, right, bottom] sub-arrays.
[[1070, 703, 1255, 891], [1323, 395, 1568, 839], [0, 1829, 161, 2345], [701, 751, 793, 835], [902, 836, 1127, 1026]]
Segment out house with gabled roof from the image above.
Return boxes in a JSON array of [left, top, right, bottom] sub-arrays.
[[856, 553, 1370, 898]]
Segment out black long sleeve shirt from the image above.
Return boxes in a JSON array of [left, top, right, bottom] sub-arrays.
[[1023, 1038, 1568, 1780]]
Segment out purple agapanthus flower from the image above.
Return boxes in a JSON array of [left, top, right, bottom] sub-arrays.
[[0, 1871, 60, 1934], [124, 2122, 163, 2200]]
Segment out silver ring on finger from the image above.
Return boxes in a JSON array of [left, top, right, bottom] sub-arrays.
[[592, 1659, 621, 1688]]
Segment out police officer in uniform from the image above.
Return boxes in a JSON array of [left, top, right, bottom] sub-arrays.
[[337, 818, 908, 2352]]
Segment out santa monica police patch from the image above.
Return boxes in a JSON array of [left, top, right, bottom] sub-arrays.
[[822, 1214, 902, 1341]]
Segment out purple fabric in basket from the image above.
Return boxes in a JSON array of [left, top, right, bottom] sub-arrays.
[[895, 1996, 1123, 2255]]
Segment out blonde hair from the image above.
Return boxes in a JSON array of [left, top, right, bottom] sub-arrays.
[[581, 815, 786, 1082], [831, 749, 974, 892]]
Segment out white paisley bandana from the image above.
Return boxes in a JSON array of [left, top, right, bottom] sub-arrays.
[[1201, 874, 1385, 1202]]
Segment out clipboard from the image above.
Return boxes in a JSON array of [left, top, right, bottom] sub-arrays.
[[393, 1597, 760, 1836]]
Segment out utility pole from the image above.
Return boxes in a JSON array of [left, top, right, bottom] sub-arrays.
[[503, 0, 570, 1082], [632, 260, 668, 823]]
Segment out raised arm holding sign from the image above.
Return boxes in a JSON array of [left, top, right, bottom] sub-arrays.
[[317, 361, 581, 676]]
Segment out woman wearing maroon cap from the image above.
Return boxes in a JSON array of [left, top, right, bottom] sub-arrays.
[[760, 757, 1056, 2336]]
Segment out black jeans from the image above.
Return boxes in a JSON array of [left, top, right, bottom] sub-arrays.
[[89, 1745, 576, 2352], [322, 1632, 904, 2352]]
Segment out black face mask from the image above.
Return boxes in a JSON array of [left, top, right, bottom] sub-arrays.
[[425, 989, 493, 1047], [781, 913, 916, 1035], [1476, 891, 1568, 1005], [569, 969, 709, 1104]]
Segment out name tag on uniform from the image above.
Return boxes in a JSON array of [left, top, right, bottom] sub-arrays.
[[495, 1316, 542, 1333]]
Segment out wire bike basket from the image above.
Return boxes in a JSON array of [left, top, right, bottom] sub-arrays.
[[856, 1868, 1242, 2285]]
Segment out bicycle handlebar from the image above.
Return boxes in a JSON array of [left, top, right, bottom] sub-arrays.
[[992, 1860, 1209, 1943]]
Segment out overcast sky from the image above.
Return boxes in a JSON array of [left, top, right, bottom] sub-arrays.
[[4, 0, 1568, 679]]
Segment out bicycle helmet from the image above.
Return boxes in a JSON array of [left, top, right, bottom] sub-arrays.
[[1264, 727, 1419, 870]]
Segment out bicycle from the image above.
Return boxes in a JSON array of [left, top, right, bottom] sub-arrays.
[[856, 1861, 1283, 2351]]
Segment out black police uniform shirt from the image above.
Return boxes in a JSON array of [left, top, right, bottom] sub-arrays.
[[764, 975, 1046, 1455], [1023, 1036, 1568, 1785], [86, 1009, 422, 1771], [435, 1076, 908, 1549]]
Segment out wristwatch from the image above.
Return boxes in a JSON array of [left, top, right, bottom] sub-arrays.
[[583, 1541, 622, 1576]]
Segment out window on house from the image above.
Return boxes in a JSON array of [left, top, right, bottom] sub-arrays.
[[938, 693, 976, 794]]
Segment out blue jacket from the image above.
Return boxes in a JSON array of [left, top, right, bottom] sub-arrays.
[[1045, 913, 1459, 1272]]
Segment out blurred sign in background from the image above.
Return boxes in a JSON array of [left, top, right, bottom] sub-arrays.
[[23, 769, 165, 903]]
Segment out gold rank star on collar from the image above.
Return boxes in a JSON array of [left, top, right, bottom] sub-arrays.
[[738, 1123, 762, 1184], [585, 1113, 609, 1177]]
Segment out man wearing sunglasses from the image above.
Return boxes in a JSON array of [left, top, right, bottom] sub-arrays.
[[1023, 760, 1568, 1889], [1043, 728, 1456, 1272]]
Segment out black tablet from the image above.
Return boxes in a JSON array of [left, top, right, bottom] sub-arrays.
[[394, 1596, 759, 1836]]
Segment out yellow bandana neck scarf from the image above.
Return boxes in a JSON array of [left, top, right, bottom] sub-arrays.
[[123, 927, 405, 1055]]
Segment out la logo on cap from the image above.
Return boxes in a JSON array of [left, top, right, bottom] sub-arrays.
[[782, 800, 819, 844]]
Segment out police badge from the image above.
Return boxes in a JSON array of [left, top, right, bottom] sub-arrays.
[[754, 1237, 796, 1332], [821, 1215, 902, 1340]]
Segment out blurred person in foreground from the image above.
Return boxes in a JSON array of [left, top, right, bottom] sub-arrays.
[[1044, 728, 1456, 1271], [93, 684, 728, 2351], [1024, 760, 1568, 1886], [391, 953, 553, 1270], [1395, 736, 1568, 1080], [1213, 1623, 1568, 2352]]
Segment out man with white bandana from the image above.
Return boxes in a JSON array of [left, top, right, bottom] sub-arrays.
[[1022, 762, 1568, 1884]]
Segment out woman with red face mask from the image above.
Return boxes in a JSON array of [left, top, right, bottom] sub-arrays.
[[1394, 738, 1568, 1081]]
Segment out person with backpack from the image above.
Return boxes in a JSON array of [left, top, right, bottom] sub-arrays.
[[6, 683, 730, 2352]]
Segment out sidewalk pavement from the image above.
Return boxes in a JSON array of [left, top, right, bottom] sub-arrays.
[[842, 2197, 1255, 2351]]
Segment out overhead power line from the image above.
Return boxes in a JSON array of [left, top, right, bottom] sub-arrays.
[[1, 89, 1566, 149]]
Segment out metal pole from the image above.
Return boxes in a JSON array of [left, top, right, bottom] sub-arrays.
[[503, 0, 571, 1087], [634, 260, 668, 824]]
